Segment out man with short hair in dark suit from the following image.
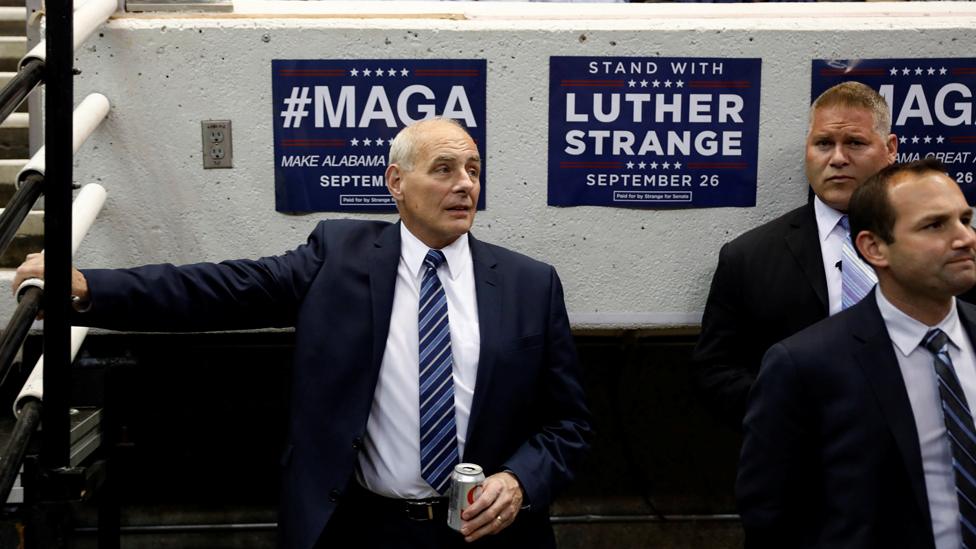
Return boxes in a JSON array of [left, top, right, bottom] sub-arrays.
[[13, 118, 592, 549], [737, 159, 976, 548], [693, 81, 898, 427]]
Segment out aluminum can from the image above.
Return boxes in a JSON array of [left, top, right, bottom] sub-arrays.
[[447, 463, 485, 531]]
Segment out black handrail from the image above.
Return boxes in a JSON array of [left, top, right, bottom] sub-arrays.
[[0, 286, 42, 389], [44, 0, 73, 469], [0, 399, 41, 504], [0, 173, 44, 259], [0, 58, 44, 128]]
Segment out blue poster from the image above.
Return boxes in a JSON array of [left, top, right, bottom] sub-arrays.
[[812, 59, 976, 205], [272, 59, 487, 213], [548, 56, 761, 208]]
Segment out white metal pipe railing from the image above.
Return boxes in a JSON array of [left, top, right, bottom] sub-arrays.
[[14, 183, 108, 416], [19, 0, 117, 69], [17, 93, 110, 186]]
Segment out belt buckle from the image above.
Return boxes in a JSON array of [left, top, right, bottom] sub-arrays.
[[404, 499, 437, 521]]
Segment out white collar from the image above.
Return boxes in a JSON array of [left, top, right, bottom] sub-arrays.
[[399, 223, 470, 281], [876, 288, 963, 357], [813, 195, 846, 243]]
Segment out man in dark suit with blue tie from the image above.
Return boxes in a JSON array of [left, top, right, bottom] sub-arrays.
[[737, 159, 976, 548], [14, 118, 591, 549]]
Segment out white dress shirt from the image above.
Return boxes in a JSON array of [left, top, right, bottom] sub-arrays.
[[358, 224, 480, 498], [814, 196, 849, 316], [877, 289, 976, 549]]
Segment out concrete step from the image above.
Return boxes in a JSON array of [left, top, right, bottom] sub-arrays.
[[0, 36, 24, 72], [0, 7, 24, 36], [0, 110, 27, 159]]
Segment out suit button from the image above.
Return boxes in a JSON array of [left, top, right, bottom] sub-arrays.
[[352, 437, 363, 450], [329, 489, 341, 502]]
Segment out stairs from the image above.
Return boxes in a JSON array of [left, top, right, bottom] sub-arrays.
[[0, 2, 34, 268]]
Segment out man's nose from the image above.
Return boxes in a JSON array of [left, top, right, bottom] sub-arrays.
[[828, 144, 850, 166]]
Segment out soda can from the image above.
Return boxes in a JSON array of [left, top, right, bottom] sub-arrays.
[[447, 463, 485, 531]]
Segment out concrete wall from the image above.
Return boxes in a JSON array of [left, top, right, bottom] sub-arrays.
[[39, 1, 976, 328]]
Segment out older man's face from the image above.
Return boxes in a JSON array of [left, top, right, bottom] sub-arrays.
[[805, 105, 897, 212], [387, 122, 481, 249]]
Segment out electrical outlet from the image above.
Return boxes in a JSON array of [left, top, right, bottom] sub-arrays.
[[202, 120, 232, 169]]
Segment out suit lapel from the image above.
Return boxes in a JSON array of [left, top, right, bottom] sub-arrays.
[[369, 223, 402, 374], [464, 234, 500, 452], [852, 294, 931, 526], [784, 202, 829, 311]]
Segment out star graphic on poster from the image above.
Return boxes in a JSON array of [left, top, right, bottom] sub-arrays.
[[363, 138, 373, 146], [673, 161, 682, 169], [662, 161, 671, 169], [350, 138, 359, 146], [649, 162, 658, 169], [899, 136, 907, 144], [928, 67, 936, 75], [375, 67, 384, 76], [388, 69, 397, 76], [350, 68, 359, 77], [401, 68, 410, 76], [640, 80, 648, 88], [675, 80, 684, 88], [628, 80, 637, 87], [937, 135, 945, 144], [664, 80, 672, 88], [890, 67, 898, 76], [652, 80, 661, 88], [923, 135, 931, 144], [626, 161, 634, 169], [940, 67, 948, 75], [902, 67, 911, 75], [363, 68, 372, 76], [638, 162, 646, 169], [915, 67, 924, 75], [375, 138, 385, 146], [911, 136, 919, 144]]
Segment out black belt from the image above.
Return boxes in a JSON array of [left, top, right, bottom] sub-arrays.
[[347, 482, 449, 522]]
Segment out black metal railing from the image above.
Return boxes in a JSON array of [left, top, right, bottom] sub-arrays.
[[0, 173, 43, 258], [0, 57, 43, 127], [0, 399, 41, 502]]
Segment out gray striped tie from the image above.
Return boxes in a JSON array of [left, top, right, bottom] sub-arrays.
[[923, 328, 976, 547], [839, 215, 878, 310]]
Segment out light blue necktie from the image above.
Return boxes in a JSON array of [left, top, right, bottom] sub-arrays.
[[839, 215, 878, 310], [418, 249, 459, 494], [923, 328, 976, 547]]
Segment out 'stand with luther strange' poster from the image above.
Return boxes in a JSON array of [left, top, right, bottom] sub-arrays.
[[548, 56, 761, 209], [812, 59, 976, 204]]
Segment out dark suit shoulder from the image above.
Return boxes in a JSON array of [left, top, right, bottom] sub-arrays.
[[772, 296, 879, 371], [722, 204, 812, 257], [471, 236, 555, 276]]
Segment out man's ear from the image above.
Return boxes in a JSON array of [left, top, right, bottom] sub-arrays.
[[386, 164, 403, 200], [855, 230, 890, 270], [885, 133, 898, 164]]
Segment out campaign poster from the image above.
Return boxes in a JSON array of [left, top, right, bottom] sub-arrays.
[[548, 56, 761, 208], [272, 59, 487, 213], [812, 59, 976, 205]]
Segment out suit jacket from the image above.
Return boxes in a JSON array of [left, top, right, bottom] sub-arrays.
[[693, 202, 828, 427], [78, 220, 592, 549], [735, 290, 976, 549]]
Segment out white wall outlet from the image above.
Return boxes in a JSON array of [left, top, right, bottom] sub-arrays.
[[201, 120, 232, 169]]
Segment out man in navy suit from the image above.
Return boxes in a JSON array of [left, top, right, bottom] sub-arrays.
[[737, 159, 976, 548], [693, 82, 898, 428], [14, 118, 591, 549]]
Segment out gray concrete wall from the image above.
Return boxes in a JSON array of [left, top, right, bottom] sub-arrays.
[[25, 1, 976, 328]]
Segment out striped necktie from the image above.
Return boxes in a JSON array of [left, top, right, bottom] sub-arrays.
[[839, 215, 878, 310], [418, 249, 459, 494], [922, 328, 976, 546]]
